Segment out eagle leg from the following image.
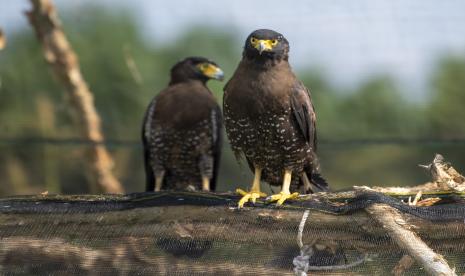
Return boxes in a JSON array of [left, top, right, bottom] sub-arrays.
[[154, 170, 165, 192], [267, 169, 299, 206], [236, 166, 266, 208], [199, 154, 213, 192], [201, 176, 210, 191]]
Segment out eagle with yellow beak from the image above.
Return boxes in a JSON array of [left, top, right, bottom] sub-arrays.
[[143, 57, 224, 192], [223, 29, 329, 207]]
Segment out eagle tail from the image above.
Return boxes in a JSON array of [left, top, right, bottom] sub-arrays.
[[309, 172, 329, 192], [144, 149, 155, 192], [302, 161, 329, 193], [302, 152, 329, 193]]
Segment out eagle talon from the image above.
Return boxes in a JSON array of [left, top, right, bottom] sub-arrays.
[[236, 188, 266, 208], [267, 192, 300, 206]]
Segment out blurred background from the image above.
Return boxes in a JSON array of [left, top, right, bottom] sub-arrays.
[[1, 0, 465, 196]]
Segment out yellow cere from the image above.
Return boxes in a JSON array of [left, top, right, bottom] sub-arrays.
[[250, 37, 278, 52]]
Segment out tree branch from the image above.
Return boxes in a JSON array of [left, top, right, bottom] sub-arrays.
[[25, 0, 123, 193], [366, 204, 456, 276]]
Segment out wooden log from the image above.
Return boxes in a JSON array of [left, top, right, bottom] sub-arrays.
[[0, 201, 462, 252], [25, 0, 123, 194], [0, 191, 464, 274]]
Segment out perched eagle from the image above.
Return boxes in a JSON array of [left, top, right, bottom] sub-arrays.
[[223, 29, 328, 207], [142, 57, 224, 192]]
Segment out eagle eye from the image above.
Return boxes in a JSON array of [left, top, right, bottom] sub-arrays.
[[271, 39, 278, 46]]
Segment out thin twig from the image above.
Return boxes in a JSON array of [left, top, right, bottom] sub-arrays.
[[123, 44, 143, 85]]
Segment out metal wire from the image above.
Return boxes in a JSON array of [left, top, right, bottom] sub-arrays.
[[1, 136, 465, 148]]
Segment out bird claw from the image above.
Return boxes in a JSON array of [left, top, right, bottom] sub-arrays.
[[236, 188, 266, 208], [267, 192, 300, 206]]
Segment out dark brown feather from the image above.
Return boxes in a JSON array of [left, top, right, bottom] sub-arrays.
[[290, 81, 317, 151]]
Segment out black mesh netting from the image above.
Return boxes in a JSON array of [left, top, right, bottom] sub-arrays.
[[0, 191, 464, 275]]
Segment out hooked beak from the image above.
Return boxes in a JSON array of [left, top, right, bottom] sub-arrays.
[[200, 63, 224, 81], [209, 66, 224, 81], [257, 40, 267, 54], [254, 39, 274, 55]]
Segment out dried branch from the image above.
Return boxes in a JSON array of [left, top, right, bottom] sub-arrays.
[[26, 0, 123, 193], [419, 154, 465, 191], [359, 154, 465, 195], [366, 204, 456, 276]]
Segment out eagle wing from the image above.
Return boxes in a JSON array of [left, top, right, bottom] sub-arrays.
[[290, 81, 329, 191], [141, 97, 157, 192], [290, 81, 317, 151]]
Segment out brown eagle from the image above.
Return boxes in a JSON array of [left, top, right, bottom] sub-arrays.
[[223, 29, 328, 207], [142, 57, 224, 192]]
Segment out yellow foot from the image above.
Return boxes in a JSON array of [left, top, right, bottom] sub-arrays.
[[267, 192, 300, 206], [236, 188, 267, 208]]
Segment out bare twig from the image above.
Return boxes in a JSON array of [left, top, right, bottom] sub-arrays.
[[123, 44, 143, 85], [26, 0, 123, 193], [366, 204, 456, 276]]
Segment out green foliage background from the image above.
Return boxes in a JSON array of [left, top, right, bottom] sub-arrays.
[[1, 8, 464, 195]]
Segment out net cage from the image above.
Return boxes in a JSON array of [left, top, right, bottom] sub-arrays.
[[0, 190, 464, 275]]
